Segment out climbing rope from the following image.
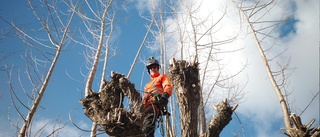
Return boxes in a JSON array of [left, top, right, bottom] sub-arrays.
[[158, 114, 165, 137]]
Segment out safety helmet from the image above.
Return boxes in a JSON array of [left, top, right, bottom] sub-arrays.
[[146, 56, 160, 70]]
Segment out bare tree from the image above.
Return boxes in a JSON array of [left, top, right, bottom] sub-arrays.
[[233, 0, 320, 136], [4, 0, 77, 136], [75, 0, 144, 136], [79, 0, 242, 136], [8, 0, 315, 137], [158, 1, 243, 136], [0, 0, 247, 137]]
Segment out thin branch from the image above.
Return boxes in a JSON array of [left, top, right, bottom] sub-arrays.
[[85, 0, 113, 97], [299, 91, 320, 116], [127, 21, 154, 79], [6, 64, 27, 120]]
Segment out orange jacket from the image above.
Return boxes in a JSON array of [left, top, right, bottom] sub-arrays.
[[143, 73, 173, 105]]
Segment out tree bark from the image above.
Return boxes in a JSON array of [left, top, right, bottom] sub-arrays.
[[168, 58, 237, 137], [201, 99, 238, 137], [168, 59, 201, 137]]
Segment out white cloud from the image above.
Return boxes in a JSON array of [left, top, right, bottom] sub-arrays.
[[235, 0, 319, 135], [145, 0, 319, 136], [284, 0, 319, 123], [134, 0, 161, 14]]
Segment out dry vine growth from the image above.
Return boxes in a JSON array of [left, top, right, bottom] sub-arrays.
[[79, 72, 144, 137]]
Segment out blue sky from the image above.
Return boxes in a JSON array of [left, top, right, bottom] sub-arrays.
[[1, 0, 319, 137]]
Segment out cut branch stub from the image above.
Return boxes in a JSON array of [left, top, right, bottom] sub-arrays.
[[168, 58, 201, 137], [203, 99, 235, 137], [285, 113, 320, 137], [79, 72, 144, 137]]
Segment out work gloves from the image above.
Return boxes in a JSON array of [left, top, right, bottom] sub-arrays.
[[158, 92, 169, 106]]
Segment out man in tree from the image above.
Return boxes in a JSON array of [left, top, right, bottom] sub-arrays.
[[142, 56, 173, 137]]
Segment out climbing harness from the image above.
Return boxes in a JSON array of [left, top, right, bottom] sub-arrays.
[[157, 105, 174, 137]]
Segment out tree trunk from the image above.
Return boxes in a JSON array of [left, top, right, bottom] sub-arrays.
[[19, 46, 62, 137], [168, 59, 201, 137], [168, 58, 238, 137]]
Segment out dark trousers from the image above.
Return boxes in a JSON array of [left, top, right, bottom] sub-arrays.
[[142, 104, 159, 137]]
